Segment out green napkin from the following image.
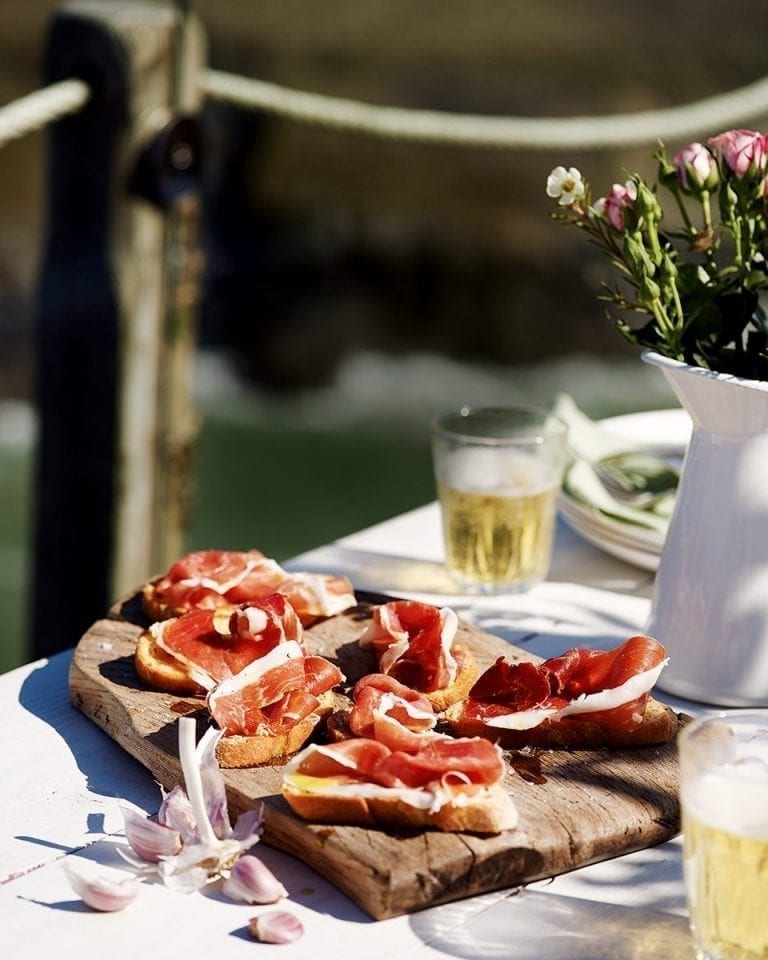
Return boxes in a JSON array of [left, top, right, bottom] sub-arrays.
[[553, 394, 680, 533]]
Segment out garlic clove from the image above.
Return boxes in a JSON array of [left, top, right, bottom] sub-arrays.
[[222, 854, 287, 904], [62, 861, 141, 912], [122, 804, 182, 862], [248, 910, 304, 944]]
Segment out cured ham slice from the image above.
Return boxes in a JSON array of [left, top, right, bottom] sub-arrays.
[[230, 593, 304, 656], [373, 738, 505, 790], [273, 573, 359, 622], [144, 549, 356, 626], [282, 734, 518, 833], [282, 735, 510, 819], [359, 600, 459, 692], [149, 593, 304, 690], [163, 549, 266, 589], [287, 738, 392, 782], [348, 674, 442, 753], [464, 635, 668, 732], [208, 641, 344, 737]]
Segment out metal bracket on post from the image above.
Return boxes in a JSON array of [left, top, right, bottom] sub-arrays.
[[129, 115, 202, 210]]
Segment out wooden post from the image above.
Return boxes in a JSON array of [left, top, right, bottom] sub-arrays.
[[32, 1, 206, 658]]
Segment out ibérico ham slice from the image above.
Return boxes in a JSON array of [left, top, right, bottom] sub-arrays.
[[287, 738, 392, 782], [465, 635, 668, 732], [146, 549, 356, 626], [150, 593, 305, 690], [359, 600, 459, 692], [348, 673, 443, 752], [284, 735, 504, 793], [229, 593, 304, 656], [373, 737, 505, 790], [207, 641, 344, 737]]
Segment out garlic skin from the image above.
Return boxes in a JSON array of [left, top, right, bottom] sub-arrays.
[[249, 910, 304, 944], [62, 861, 141, 912], [222, 855, 287, 904], [157, 784, 198, 842]]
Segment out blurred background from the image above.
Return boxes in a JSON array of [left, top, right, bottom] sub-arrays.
[[1, 0, 766, 671]]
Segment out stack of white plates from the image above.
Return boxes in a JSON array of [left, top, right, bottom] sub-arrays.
[[558, 409, 692, 571]]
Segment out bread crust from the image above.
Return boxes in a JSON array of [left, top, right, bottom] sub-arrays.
[[215, 689, 337, 768], [282, 782, 518, 833], [134, 631, 206, 697], [442, 696, 679, 748]]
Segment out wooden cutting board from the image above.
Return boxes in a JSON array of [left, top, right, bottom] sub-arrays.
[[68, 592, 685, 920]]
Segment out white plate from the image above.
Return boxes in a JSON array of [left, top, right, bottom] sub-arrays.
[[598, 408, 692, 451], [558, 408, 691, 571]]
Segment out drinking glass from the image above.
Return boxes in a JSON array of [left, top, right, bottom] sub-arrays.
[[430, 405, 567, 594], [678, 711, 768, 960]]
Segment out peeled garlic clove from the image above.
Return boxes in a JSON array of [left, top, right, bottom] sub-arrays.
[[222, 855, 287, 904], [122, 805, 182, 862], [248, 910, 304, 944], [62, 862, 141, 912]]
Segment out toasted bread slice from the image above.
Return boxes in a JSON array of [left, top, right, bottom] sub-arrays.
[[215, 689, 337, 768], [282, 780, 517, 833], [442, 696, 679, 748], [134, 630, 206, 697]]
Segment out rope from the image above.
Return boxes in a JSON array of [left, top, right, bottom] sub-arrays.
[[202, 69, 768, 150], [4, 69, 768, 153], [0, 79, 91, 151]]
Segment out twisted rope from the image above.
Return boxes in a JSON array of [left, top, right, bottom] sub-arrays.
[[4, 70, 768, 154], [0, 79, 91, 151], [202, 69, 768, 150]]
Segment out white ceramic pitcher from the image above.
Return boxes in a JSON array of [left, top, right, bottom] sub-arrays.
[[643, 350, 768, 706]]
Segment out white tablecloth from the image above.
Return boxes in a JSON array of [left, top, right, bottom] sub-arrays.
[[1, 499, 707, 957]]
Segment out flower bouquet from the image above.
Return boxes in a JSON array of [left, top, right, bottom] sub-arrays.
[[548, 130, 768, 707], [546, 129, 768, 381]]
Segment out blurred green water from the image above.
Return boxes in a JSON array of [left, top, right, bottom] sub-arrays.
[[0, 411, 436, 674], [187, 415, 435, 560], [0, 446, 32, 674]]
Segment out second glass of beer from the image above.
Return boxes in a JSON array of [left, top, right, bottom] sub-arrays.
[[679, 711, 768, 960], [431, 405, 567, 594]]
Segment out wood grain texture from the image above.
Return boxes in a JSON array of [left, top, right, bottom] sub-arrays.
[[69, 594, 686, 920]]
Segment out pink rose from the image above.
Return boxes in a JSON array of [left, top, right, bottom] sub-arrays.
[[673, 142, 719, 193], [601, 180, 637, 231], [707, 129, 767, 179]]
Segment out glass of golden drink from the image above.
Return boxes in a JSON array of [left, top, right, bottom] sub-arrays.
[[679, 711, 768, 960], [430, 405, 567, 594]]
